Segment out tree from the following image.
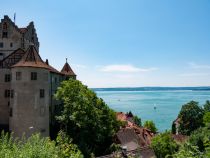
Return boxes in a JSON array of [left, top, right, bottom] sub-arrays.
[[203, 112, 210, 126], [143, 120, 157, 133], [204, 100, 210, 112], [133, 115, 142, 127], [178, 101, 204, 135], [151, 131, 178, 158], [55, 79, 121, 157], [126, 111, 142, 127], [189, 125, 210, 152]]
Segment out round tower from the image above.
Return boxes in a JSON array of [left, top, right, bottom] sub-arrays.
[[10, 45, 50, 137]]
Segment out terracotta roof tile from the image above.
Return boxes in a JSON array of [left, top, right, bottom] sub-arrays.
[[12, 45, 61, 74], [61, 60, 76, 76]]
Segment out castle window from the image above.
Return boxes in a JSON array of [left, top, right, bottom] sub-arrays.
[[2, 22, 8, 38], [4, 89, 10, 98], [10, 42, 13, 47], [5, 74, 11, 82], [16, 72, 21, 80], [9, 108, 13, 117], [31, 72, 37, 80], [40, 89, 45, 98], [2, 32, 8, 38], [10, 90, 14, 98], [0, 43, 3, 48], [3, 22, 8, 30]]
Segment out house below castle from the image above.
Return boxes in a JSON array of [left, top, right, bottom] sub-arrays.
[[0, 15, 76, 137]]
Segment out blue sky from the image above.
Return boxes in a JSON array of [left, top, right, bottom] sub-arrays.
[[1, 0, 210, 87]]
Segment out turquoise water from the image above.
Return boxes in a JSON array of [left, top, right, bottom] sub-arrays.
[[95, 90, 210, 131]]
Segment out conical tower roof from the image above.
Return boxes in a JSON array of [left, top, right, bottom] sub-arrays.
[[61, 59, 76, 76], [12, 45, 60, 73]]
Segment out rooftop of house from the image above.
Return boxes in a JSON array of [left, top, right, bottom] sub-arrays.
[[115, 112, 155, 150]]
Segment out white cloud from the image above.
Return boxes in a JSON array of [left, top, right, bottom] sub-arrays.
[[189, 62, 210, 69], [100, 64, 158, 73]]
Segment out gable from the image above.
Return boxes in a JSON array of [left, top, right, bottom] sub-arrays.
[[0, 48, 25, 68]]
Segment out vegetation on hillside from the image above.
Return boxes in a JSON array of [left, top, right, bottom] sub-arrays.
[[151, 131, 178, 158], [143, 120, 157, 133], [54, 79, 122, 157], [151, 100, 210, 158], [0, 131, 82, 158]]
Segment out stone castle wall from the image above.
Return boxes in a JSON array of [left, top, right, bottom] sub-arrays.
[[10, 67, 50, 137]]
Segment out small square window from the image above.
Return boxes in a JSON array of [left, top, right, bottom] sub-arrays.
[[0, 43, 3, 48], [16, 72, 21, 80], [2, 32, 8, 38], [4, 89, 10, 98], [40, 89, 45, 98], [31, 72, 37, 80], [5, 74, 11, 82], [10, 43, 13, 47]]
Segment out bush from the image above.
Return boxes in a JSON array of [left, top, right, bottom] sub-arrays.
[[189, 125, 210, 152], [151, 131, 178, 158], [203, 112, 210, 126], [204, 100, 210, 112], [143, 120, 157, 133], [172, 143, 204, 158], [133, 115, 142, 127], [0, 131, 83, 158]]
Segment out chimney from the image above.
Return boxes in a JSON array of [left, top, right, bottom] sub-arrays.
[[45, 59, 49, 65]]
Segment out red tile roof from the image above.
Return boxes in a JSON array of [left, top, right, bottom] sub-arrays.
[[115, 112, 155, 150], [12, 45, 61, 74], [61, 60, 76, 76]]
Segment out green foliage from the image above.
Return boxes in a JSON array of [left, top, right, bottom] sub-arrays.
[[203, 112, 210, 126], [178, 101, 204, 135], [143, 120, 157, 133], [0, 131, 82, 158], [171, 122, 176, 134], [56, 131, 83, 158], [204, 100, 210, 112], [151, 131, 178, 158], [189, 125, 210, 152], [133, 115, 142, 127], [55, 79, 121, 157], [172, 143, 204, 158], [126, 111, 142, 126]]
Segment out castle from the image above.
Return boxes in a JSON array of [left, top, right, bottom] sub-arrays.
[[0, 15, 76, 137]]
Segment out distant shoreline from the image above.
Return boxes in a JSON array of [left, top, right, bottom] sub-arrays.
[[92, 86, 210, 92]]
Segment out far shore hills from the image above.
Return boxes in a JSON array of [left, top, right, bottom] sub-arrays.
[[92, 86, 210, 91]]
